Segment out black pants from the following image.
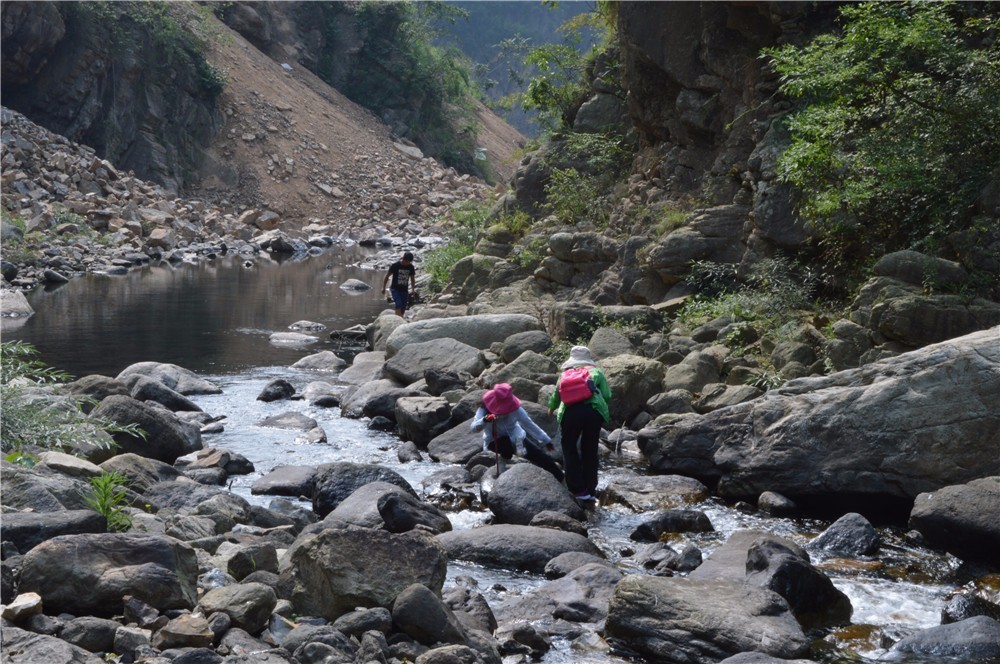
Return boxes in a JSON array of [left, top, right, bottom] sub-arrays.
[[560, 403, 603, 496], [488, 436, 564, 483]]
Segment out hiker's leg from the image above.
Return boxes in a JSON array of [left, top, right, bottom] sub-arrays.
[[560, 404, 586, 494], [579, 407, 603, 495], [524, 441, 564, 483], [390, 288, 407, 318]]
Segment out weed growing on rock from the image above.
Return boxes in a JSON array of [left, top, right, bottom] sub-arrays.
[[83, 471, 133, 533]]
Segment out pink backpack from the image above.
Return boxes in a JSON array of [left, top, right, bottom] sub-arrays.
[[559, 367, 596, 405]]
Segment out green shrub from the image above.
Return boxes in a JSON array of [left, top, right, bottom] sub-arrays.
[[0, 342, 143, 459], [423, 200, 490, 292], [764, 2, 1000, 270]]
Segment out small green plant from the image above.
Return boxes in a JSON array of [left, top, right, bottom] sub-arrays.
[[83, 471, 133, 533], [423, 200, 491, 292], [511, 236, 549, 271], [746, 369, 783, 392]]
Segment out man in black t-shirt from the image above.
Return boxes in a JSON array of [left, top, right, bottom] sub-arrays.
[[381, 251, 417, 317]]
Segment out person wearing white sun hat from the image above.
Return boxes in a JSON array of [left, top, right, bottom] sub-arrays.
[[548, 346, 611, 502]]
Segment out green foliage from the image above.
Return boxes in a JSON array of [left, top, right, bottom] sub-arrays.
[[0, 342, 142, 457], [343, 1, 482, 174], [83, 471, 133, 533], [765, 2, 1000, 268], [543, 132, 633, 226], [677, 258, 819, 337], [423, 200, 491, 292], [510, 236, 549, 271], [498, 4, 617, 131]]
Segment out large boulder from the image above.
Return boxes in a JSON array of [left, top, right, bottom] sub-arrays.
[[605, 576, 810, 662], [600, 354, 667, 424], [2, 510, 107, 553], [277, 528, 448, 621], [887, 616, 1000, 661], [115, 362, 221, 395], [908, 476, 1000, 562], [339, 379, 427, 420], [395, 396, 453, 446], [601, 474, 710, 511], [311, 462, 417, 518], [250, 465, 317, 497], [18, 533, 198, 616], [326, 482, 414, 529], [99, 453, 182, 492], [0, 462, 93, 512], [385, 338, 487, 385], [437, 525, 603, 573], [199, 582, 277, 634], [487, 463, 584, 524], [384, 314, 543, 358], [90, 395, 202, 464], [426, 419, 483, 465], [391, 582, 468, 647], [127, 375, 202, 412], [638, 327, 1000, 503], [496, 562, 623, 625], [0, 626, 103, 664]]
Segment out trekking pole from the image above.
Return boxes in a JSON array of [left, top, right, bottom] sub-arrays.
[[493, 420, 500, 476]]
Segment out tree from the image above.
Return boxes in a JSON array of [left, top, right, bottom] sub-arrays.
[[765, 2, 1000, 265]]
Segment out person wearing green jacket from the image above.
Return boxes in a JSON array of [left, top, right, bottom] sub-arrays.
[[548, 346, 611, 501]]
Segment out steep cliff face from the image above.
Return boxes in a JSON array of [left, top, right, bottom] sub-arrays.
[[619, 3, 831, 201], [1, 2, 224, 194]]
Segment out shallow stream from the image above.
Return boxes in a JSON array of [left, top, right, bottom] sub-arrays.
[[6, 250, 971, 663]]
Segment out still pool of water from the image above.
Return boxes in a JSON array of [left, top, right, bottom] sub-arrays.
[[2, 247, 389, 378]]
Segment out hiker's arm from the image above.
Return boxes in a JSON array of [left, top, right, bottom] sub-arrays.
[[409, 271, 416, 292], [547, 386, 562, 412], [470, 407, 487, 431], [595, 369, 612, 400], [519, 411, 550, 445]]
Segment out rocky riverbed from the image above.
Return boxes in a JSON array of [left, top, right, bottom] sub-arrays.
[[2, 305, 999, 663]]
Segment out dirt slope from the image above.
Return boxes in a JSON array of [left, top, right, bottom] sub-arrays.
[[195, 15, 524, 229]]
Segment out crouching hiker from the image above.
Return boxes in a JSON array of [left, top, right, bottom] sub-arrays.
[[471, 383, 564, 481]]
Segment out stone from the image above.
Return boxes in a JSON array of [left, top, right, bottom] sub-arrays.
[[257, 379, 295, 402], [311, 462, 417, 517], [395, 396, 453, 446], [601, 474, 710, 511], [332, 607, 393, 638], [100, 453, 182, 492], [0, 626, 103, 664], [60, 616, 122, 652], [887, 616, 1000, 661], [1, 510, 107, 553], [391, 583, 467, 646], [385, 338, 486, 385], [384, 314, 543, 358], [437, 524, 603, 573], [251, 465, 317, 497], [36, 451, 103, 478], [128, 375, 203, 412], [1, 592, 43, 622], [487, 463, 584, 525], [199, 582, 276, 634], [116, 362, 221, 395], [91, 395, 201, 464], [291, 350, 346, 371], [630, 509, 715, 542], [807, 512, 880, 558], [908, 476, 1000, 563]]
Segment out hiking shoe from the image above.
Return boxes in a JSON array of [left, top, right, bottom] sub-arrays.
[[574, 493, 595, 501]]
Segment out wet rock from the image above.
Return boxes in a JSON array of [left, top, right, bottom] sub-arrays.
[[887, 616, 1000, 661], [630, 509, 714, 542], [942, 592, 1000, 624], [277, 528, 447, 622], [290, 350, 347, 371], [807, 512, 880, 558], [601, 474, 709, 511], [251, 465, 316, 497], [437, 524, 603, 573], [258, 411, 317, 431], [397, 440, 423, 463], [487, 463, 584, 525], [311, 462, 417, 517], [257, 379, 295, 402], [758, 491, 798, 517], [543, 551, 612, 579], [498, 562, 623, 625], [529, 510, 588, 536], [605, 576, 810, 662], [18, 533, 198, 616], [909, 476, 1000, 563], [340, 379, 428, 421], [442, 577, 497, 635]]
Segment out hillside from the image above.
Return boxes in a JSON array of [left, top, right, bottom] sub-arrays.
[[0, 2, 525, 228]]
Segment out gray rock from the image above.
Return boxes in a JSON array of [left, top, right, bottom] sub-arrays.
[[909, 476, 1000, 562], [338, 350, 387, 384], [543, 551, 612, 579], [662, 349, 722, 393], [258, 411, 317, 431], [327, 481, 411, 529], [277, 528, 448, 621], [807, 512, 880, 558], [500, 330, 552, 363], [339, 379, 427, 420], [384, 314, 543, 358], [378, 490, 452, 534], [99, 453, 182, 492], [58, 616, 122, 653], [116, 362, 221, 395], [18, 533, 198, 616], [214, 541, 279, 581], [282, 624, 355, 658], [392, 582, 468, 646], [91, 395, 202, 464], [887, 616, 1000, 661], [529, 510, 588, 536], [873, 250, 969, 289], [151, 614, 214, 650], [250, 465, 317, 497], [639, 327, 1000, 502], [497, 562, 623, 625], [605, 576, 810, 662], [36, 450, 102, 479], [2, 510, 107, 553], [395, 396, 452, 446], [311, 462, 416, 518], [333, 607, 393, 638], [600, 354, 667, 424], [143, 481, 224, 512], [128, 375, 202, 412], [487, 463, 584, 525], [257, 379, 295, 402], [693, 383, 764, 413], [0, 626, 103, 663], [291, 350, 347, 371], [385, 338, 487, 385], [199, 582, 276, 634], [63, 374, 129, 410], [437, 524, 603, 573], [426, 419, 482, 465], [602, 474, 709, 511]]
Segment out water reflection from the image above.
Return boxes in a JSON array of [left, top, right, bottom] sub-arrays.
[[4, 249, 390, 378]]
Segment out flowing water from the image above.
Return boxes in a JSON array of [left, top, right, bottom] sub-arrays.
[[5, 250, 972, 663]]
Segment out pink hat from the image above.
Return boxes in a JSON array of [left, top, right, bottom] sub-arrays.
[[483, 383, 521, 416]]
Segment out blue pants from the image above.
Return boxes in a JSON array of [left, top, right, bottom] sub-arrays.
[[390, 288, 409, 312]]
